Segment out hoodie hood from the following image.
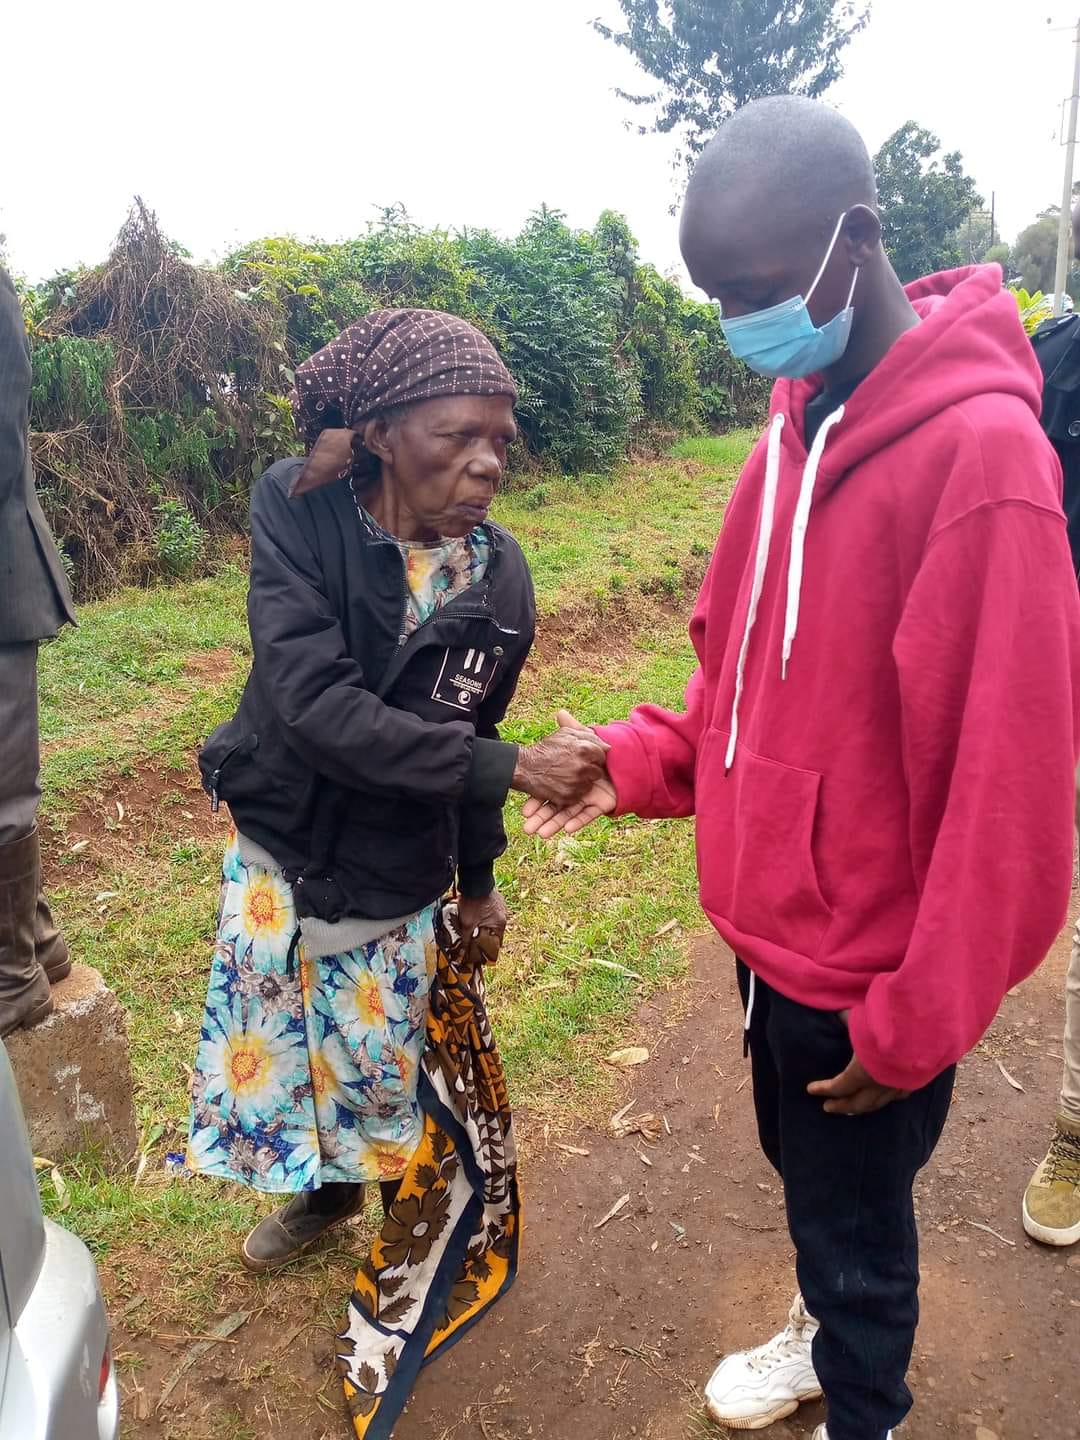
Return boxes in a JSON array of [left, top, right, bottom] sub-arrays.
[[769, 264, 1042, 493]]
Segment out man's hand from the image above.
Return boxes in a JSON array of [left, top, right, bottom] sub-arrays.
[[522, 779, 616, 837], [520, 711, 616, 837], [807, 1041, 911, 1115], [512, 709, 610, 809], [457, 889, 508, 945]]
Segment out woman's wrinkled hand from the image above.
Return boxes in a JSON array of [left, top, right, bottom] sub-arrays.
[[457, 889, 508, 944], [512, 710, 611, 808]]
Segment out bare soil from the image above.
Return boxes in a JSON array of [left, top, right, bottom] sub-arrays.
[[40, 760, 230, 886], [111, 915, 1080, 1440]]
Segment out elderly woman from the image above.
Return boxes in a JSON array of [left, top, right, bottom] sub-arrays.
[[187, 309, 605, 1270]]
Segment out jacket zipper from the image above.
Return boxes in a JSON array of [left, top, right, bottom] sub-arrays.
[[209, 734, 259, 812]]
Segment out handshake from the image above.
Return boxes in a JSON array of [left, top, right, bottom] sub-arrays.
[[511, 710, 615, 838]]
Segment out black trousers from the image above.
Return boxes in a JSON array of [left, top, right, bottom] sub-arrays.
[[737, 961, 954, 1440]]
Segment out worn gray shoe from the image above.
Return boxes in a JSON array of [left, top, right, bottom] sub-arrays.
[[241, 1184, 365, 1272]]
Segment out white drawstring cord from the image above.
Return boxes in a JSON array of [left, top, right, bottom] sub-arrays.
[[725, 413, 785, 771], [744, 968, 757, 1038], [781, 405, 846, 680]]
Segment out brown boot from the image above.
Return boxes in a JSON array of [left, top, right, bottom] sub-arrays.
[[35, 887, 71, 983], [0, 829, 53, 1038]]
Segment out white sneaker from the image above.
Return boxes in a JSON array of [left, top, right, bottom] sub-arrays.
[[704, 1293, 822, 1430], [812, 1429, 894, 1440]]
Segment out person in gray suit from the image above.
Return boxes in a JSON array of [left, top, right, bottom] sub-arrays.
[[0, 265, 77, 1036]]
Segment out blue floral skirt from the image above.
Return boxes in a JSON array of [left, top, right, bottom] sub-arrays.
[[186, 833, 437, 1193]]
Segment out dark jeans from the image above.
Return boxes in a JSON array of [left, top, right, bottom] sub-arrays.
[[737, 961, 954, 1440]]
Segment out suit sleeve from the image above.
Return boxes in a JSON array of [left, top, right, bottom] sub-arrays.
[[0, 269, 31, 510], [849, 499, 1080, 1091], [248, 472, 511, 807]]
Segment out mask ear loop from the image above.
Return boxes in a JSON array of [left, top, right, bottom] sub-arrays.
[[842, 263, 859, 309], [804, 211, 849, 306]]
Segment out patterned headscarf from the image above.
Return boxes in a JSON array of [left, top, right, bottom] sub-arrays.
[[289, 309, 516, 495]]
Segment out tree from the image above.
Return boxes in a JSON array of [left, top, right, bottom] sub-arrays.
[[983, 242, 1012, 277], [945, 207, 998, 267], [873, 122, 983, 283], [593, 1, 871, 176], [1012, 213, 1060, 296]]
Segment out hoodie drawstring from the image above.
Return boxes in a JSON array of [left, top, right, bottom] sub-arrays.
[[782, 404, 846, 680], [742, 967, 757, 1057], [725, 413, 785, 772], [725, 404, 846, 771]]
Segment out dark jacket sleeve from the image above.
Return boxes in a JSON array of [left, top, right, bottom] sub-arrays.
[[248, 470, 512, 806], [457, 560, 534, 898], [0, 269, 30, 509]]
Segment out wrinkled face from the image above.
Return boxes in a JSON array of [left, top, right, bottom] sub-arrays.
[[367, 393, 517, 538], [679, 182, 870, 329]]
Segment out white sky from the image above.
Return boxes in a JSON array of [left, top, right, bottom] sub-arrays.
[[2, 1, 1076, 288]]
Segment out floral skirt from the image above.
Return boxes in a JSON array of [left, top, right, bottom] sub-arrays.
[[186, 833, 437, 1192]]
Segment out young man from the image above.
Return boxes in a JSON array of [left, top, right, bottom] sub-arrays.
[[525, 96, 1080, 1440], [1024, 206, 1080, 1248], [0, 266, 77, 1037]]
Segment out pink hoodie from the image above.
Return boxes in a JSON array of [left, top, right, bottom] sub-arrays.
[[596, 266, 1080, 1091]]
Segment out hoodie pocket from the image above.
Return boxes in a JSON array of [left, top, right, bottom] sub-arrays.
[[696, 730, 833, 960]]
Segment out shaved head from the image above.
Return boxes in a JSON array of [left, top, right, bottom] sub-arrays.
[[686, 96, 876, 233], [680, 95, 883, 337]]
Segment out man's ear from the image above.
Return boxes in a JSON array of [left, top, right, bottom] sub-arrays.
[[843, 205, 882, 267], [362, 416, 394, 465]]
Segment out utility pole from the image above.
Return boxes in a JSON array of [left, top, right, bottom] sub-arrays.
[[1053, 16, 1080, 316]]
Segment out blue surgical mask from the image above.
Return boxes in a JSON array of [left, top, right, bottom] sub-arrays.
[[720, 213, 859, 379]]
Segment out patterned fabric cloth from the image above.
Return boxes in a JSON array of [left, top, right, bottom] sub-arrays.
[[186, 833, 437, 1191], [338, 905, 519, 1439], [186, 512, 490, 1191], [364, 505, 490, 637], [290, 309, 517, 497]]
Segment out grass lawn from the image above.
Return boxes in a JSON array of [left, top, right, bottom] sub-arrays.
[[32, 434, 751, 1355]]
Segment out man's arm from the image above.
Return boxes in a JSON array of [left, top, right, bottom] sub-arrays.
[[522, 552, 719, 837], [0, 268, 31, 509]]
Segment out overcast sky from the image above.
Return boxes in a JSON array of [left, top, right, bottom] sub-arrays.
[[3, 1, 1076, 288]]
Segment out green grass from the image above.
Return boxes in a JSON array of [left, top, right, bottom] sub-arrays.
[[669, 432, 758, 466], [494, 437, 752, 612], [37, 564, 250, 745], [34, 438, 752, 1338]]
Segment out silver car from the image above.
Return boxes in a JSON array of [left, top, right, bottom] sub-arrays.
[[0, 1041, 119, 1440]]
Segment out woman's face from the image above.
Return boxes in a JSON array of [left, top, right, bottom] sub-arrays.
[[364, 394, 517, 539]]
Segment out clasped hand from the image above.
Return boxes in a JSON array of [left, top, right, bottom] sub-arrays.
[[512, 711, 616, 836]]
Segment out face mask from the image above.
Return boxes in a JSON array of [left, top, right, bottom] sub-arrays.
[[720, 213, 859, 379]]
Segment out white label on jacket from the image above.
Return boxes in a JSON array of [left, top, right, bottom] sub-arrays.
[[431, 646, 499, 712]]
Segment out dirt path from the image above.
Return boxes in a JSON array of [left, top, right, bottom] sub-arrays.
[[119, 920, 1080, 1440]]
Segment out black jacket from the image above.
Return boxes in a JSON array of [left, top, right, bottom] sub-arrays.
[[199, 459, 535, 922], [1033, 311, 1080, 578]]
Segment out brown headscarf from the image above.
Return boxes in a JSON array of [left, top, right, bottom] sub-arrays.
[[289, 309, 516, 496]]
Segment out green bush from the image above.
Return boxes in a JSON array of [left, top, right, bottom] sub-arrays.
[[155, 499, 204, 579], [25, 201, 762, 596], [29, 335, 114, 427]]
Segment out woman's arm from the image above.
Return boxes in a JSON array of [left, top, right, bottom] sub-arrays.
[[249, 473, 605, 809]]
